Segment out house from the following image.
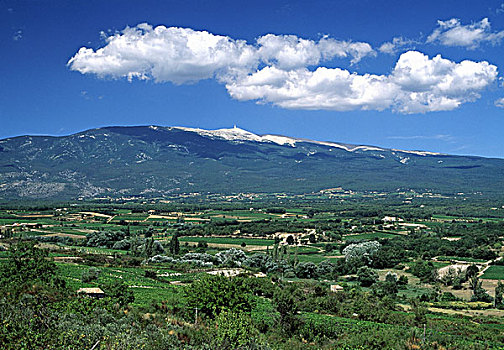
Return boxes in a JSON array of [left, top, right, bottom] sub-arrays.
[[330, 284, 344, 292], [382, 216, 403, 222], [77, 287, 105, 298]]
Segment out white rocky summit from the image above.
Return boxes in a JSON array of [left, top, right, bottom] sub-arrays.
[[169, 125, 441, 156]]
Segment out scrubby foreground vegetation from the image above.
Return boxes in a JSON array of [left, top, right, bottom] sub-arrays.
[[1, 199, 504, 349]]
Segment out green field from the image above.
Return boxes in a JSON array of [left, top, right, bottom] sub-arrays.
[[179, 236, 275, 246], [481, 265, 504, 280], [344, 232, 399, 240], [437, 256, 487, 263], [296, 255, 341, 263]]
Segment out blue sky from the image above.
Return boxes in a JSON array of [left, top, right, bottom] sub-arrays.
[[1, 0, 504, 157]]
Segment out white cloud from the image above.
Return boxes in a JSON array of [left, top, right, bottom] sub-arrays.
[[379, 37, 416, 54], [387, 134, 454, 141], [226, 66, 396, 111], [68, 24, 375, 84], [227, 51, 498, 114], [427, 18, 504, 49], [12, 29, 23, 41], [495, 97, 504, 108], [256, 34, 374, 69], [68, 25, 498, 114], [68, 24, 258, 84]]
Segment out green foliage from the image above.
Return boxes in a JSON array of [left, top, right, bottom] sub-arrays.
[[273, 285, 302, 336], [211, 311, 258, 349], [0, 241, 66, 299], [343, 241, 381, 269], [410, 260, 437, 283], [102, 279, 135, 307], [81, 267, 101, 283], [356, 266, 378, 287], [495, 280, 504, 308], [185, 275, 254, 319], [169, 233, 180, 255]]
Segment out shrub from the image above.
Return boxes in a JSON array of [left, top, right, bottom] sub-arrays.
[[185, 275, 253, 319], [81, 267, 101, 283], [357, 266, 378, 287]]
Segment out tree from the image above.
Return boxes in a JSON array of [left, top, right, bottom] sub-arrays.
[[343, 241, 381, 268], [295, 262, 318, 279], [102, 279, 134, 307], [286, 235, 295, 245], [0, 241, 66, 298], [495, 281, 504, 308], [273, 285, 301, 336], [410, 260, 437, 283], [410, 299, 427, 326], [81, 267, 101, 283], [211, 311, 257, 349], [470, 276, 493, 302], [357, 266, 379, 287], [169, 233, 180, 256], [466, 264, 479, 279], [185, 275, 253, 319], [144, 226, 155, 238]]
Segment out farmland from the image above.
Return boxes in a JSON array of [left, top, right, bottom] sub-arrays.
[[1, 198, 504, 349]]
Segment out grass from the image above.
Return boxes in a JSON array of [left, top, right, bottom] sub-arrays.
[[296, 255, 341, 263], [56, 262, 194, 307], [481, 265, 504, 280], [437, 256, 487, 263], [344, 232, 398, 240], [179, 236, 275, 246]]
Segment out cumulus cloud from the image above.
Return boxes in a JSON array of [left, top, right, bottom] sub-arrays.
[[495, 97, 504, 108], [68, 24, 498, 114], [227, 51, 497, 114], [68, 24, 375, 84], [427, 18, 504, 49], [68, 24, 258, 84], [256, 34, 374, 68]]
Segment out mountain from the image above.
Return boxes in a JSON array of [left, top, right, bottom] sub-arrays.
[[0, 125, 503, 200]]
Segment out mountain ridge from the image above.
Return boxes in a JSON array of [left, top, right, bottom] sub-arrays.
[[0, 125, 503, 200]]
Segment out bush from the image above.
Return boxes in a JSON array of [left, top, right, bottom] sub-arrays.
[[185, 275, 253, 319], [357, 266, 378, 287], [81, 267, 101, 283], [211, 311, 257, 349]]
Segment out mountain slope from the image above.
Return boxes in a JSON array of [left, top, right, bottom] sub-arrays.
[[0, 125, 503, 200]]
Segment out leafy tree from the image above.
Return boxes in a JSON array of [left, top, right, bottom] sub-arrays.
[[469, 276, 493, 302], [357, 266, 378, 287], [169, 233, 180, 256], [273, 285, 301, 336], [410, 260, 437, 283], [466, 264, 479, 279], [295, 262, 318, 279], [102, 279, 134, 307], [81, 267, 101, 283], [211, 311, 257, 349], [495, 281, 504, 308], [343, 241, 381, 268], [410, 299, 427, 326], [185, 275, 253, 319], [215, 248, 247, 267], [397, 275, 408, 287], [0, 241, 66, 299]]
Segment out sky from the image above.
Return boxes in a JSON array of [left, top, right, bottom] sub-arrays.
[[1, 0, 504, 158]]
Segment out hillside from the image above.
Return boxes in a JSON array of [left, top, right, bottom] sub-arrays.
[[0, 125, 503, 200]]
